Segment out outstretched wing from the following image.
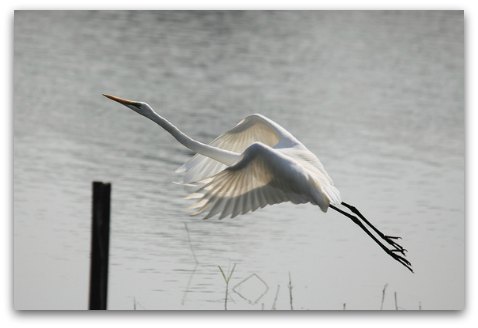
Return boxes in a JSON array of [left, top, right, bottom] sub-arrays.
[[187, 143, 309, 219], [176, 114, 285, 184]]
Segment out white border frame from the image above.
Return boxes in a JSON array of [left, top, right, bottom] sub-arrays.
[[2, 1, 474, 327]]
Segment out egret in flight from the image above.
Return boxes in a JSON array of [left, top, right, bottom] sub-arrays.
[[104, 94, 412, 272]]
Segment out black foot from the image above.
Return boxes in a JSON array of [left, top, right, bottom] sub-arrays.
[[391, 248, 407, 256], [339, 202, 413, 272], [388, 250, 413, 273], [383, 235, 406, 253], [385, 235, 401, 240]]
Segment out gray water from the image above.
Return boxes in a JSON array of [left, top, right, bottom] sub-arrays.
[[14, 11, 464, 310]]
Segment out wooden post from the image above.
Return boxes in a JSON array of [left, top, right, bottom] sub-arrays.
[[89, 181, 111, 310]]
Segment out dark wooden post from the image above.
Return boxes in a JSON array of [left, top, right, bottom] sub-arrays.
[[89, 181, 111, 310]]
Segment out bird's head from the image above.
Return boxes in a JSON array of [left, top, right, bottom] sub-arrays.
[[103, 94, 154, 117]]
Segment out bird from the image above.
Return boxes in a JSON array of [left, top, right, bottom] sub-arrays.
[[103, 94, 412, 272]]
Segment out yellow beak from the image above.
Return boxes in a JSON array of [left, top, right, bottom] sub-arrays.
[[103, 94, 137, 106]]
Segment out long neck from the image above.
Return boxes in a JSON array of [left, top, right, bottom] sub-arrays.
[[143, 110, 241, 166]]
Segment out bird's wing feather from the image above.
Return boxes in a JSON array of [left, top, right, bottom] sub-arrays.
[[187, 144, 308, 219], [176, 114, 282, 184], [280, 148, 342, 205]]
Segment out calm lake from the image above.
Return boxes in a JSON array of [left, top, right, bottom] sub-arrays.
[[14, 11, 464, 310]]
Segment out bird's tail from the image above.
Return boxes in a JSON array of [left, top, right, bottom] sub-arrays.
[[323, 184, 341, 206]]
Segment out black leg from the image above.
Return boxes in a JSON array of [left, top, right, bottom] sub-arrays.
[[329, 204, 413, 273], [341, 202, 406, 254]]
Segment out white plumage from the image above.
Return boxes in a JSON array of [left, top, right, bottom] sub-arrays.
[[176, 114, 341, 218]]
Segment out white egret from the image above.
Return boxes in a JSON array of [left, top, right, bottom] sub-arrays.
[[104, 94, 412, 272]]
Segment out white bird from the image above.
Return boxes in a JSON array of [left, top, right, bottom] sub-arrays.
[[104, 94, 412, 272]]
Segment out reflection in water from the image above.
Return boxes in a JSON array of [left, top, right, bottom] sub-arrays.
[[14, 11, 463, 309], [181, 264, 198, 306], [181, 223, 199, 306]]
